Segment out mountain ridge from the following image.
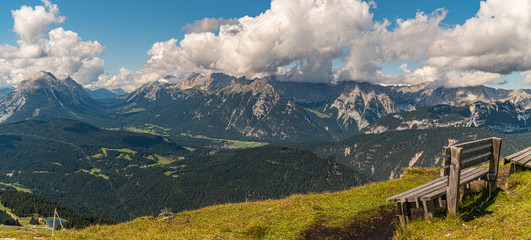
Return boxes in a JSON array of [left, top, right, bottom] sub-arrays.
[[0, 71, 529, 143], [0, 71, 105, 123]]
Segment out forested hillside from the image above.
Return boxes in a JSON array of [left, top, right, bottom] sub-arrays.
[[0, 119, 366, 222], [292, 127, 530, 181], [0, 190, 113, 229]]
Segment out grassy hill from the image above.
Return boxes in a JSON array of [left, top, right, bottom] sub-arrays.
[[398, 169, 531, 239], [2, 163, 529, 239], [51, 168, 438, 239]]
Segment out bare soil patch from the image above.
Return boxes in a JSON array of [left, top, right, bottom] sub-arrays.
[[300, 206, 396, 240]]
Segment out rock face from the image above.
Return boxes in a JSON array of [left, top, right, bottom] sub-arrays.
[[0, 71, 103, 123], [326, 84, 399, 130], [363, 101, 530, 134], [173, 72, 251, 91], [119, 76, 338, 142], [1, 71, 529, 142]]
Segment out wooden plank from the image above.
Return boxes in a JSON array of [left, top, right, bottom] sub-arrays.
[[423, 200, 436, 220], [442, 152, 492, 175], [389, 178, 447, 202], [452, 138, 493, 149], [386, 177, 448, 202], [512, 150, 531, 164], [411, 168, 483, 202], [511, 153, 531, 168], [441, 167, 449, 177], [462, 144, 492, 159], [504, 147, 531, 161], [488, 138, 502, 193], [397, 203, 406, 228], [400, 202, 411, 226], [447, 146, 463, 214], [520, 154, 531, 167], [442, 147, 451, 167], [420, 168, 488, 201], [461, 152, 492, 169], [404, 168, 480, 202], [403, 168, 481, 202], [460, 168, 489, 185]]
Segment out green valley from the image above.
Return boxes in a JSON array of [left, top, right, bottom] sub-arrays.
[[0, 119, 367, 223]]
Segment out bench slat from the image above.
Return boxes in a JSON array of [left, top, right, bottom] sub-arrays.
[[406, 168, 484, 202], [512, 150, 531, 163], [441, 147, 451, 167], [386, 177, 448, 202], [420, 168, 488, 201], [462, 144, 492, 160], [386, 168, 480, 203], [516, 153, 531, 167], [441, 152, 492, 175], [461, 152, 492, 169], [441, 144, 492, 167], [417, 168, 487, 201], [504, 146, 531, 161], [441, 140, 493, 175], [452, 138, 493, 149]]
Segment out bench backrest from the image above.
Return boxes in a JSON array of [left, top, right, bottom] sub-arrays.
[[441, 137, 502, 214], [440, 138, 502, 177]]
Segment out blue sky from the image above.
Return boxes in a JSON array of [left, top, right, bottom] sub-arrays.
[[0, 0, 529, 90], [0, 0, 272, 75]]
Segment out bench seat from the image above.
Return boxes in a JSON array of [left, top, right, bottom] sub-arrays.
[[386, 168, 489, 226], [504, 146, 531, 168], [387, 168, 488, 203]]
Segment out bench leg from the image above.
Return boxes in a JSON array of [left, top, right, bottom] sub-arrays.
[[397, 202, 411, 227], [487, 180, 497, 194], [463, 184, 471, 198], [436, 196, 445, 209], [510, 163, 525, 173], [422, 200, 436, 220]]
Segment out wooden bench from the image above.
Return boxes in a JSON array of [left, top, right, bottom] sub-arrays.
[[386, 137, 502, 227], [503, 146, 531, 169]]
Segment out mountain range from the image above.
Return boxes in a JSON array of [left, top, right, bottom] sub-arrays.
[[0, 71, 528, 143], [0, 71, 529, 222]]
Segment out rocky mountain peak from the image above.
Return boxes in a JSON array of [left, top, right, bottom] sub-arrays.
[[0, 72, 97, 123], [29, 71, 56, 81], [16, 71, 88, 98], [18, 71, 59, 90], [127, 80, 168, 102], [174, 72, 250, 91]]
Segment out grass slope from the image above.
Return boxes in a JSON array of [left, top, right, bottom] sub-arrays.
[[54, 168, 440, 239], [6, 166, 530, 239], [397, 169, 531, 239]]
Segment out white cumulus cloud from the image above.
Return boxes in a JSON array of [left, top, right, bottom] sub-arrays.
[[372, 0, 531, 86], [0, 0, 104, 87], [130, 0, 377, 86], [3, 0, 531, 90], [128, 0, 531, 89]]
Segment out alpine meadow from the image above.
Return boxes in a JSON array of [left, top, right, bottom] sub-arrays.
[[0, 0, 529, 239]]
